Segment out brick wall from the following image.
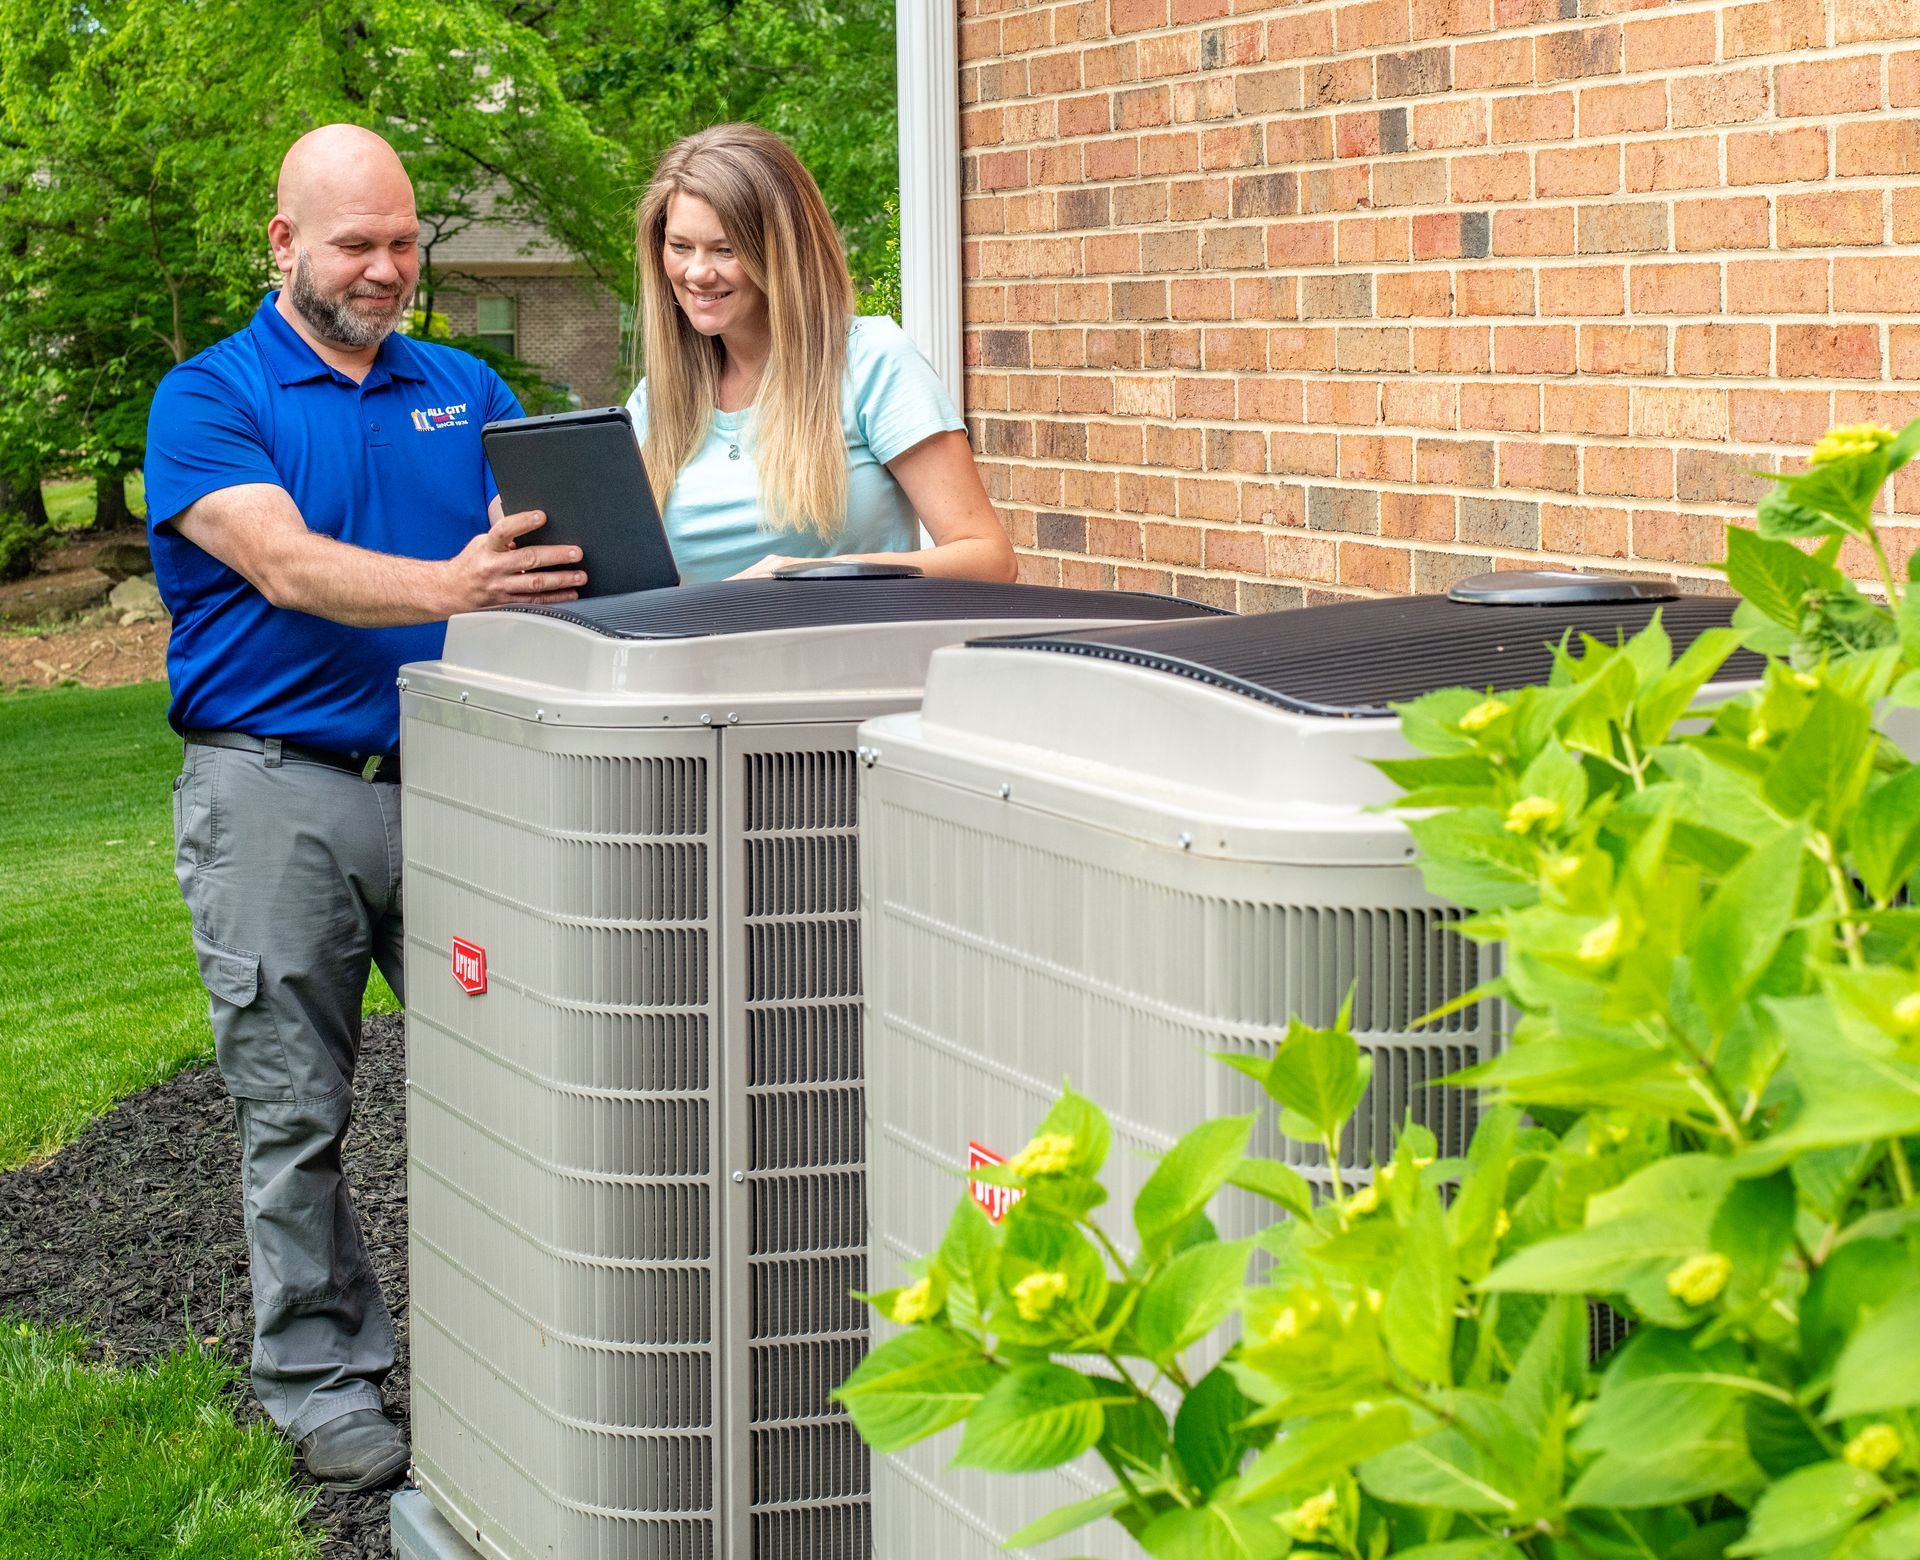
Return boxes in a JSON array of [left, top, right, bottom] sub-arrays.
[[437, 275, 626, 407], [959, 0, 1920, 611]]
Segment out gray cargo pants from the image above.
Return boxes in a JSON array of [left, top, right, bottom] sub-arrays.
[[173, 738, 404, 1441]]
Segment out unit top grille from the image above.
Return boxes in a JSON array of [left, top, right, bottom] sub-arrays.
[[498, 578, 1226, 640], [970, 593, 1760, 717]]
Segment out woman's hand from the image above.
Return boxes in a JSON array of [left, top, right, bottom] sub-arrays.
[[727, 553, 803, 580]]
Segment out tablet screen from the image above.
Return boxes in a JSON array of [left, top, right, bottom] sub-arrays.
[[482, 407, 680, 598]]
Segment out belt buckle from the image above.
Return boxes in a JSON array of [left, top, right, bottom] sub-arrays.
[[361, 755, 384, 781]]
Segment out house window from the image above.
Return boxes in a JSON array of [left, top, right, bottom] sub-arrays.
[[475, 296, 517, 357]]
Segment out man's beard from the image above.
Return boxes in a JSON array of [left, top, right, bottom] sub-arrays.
[[287, 250, 411, 349]]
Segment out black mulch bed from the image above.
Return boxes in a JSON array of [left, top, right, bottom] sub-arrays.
[[0, 1013, 412, 1559]]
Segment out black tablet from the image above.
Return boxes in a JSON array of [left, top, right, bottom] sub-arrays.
[[482, 406, 680, 598]]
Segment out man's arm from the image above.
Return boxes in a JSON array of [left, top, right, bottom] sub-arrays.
[[171, 483, 586, 627]]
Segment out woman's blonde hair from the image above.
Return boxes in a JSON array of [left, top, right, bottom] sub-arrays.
[[636, 124, 854, 540]]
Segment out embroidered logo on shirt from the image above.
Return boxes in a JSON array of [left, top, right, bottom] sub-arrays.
[[410, 403, 470, 431]]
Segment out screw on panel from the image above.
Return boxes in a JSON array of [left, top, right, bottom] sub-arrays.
[[998, 783, 1012, 799], [535, 708, 545, 721], [726, 712, 739, 725], [1178, 832, 1193, 850], [459, 692, 469, 703], [731, 1170, 745, 1183], [397, 677, 409, 690], [701, 713, 714, 726]]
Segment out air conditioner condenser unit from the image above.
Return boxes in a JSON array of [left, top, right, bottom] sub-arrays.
[[856, 577, 1759, 1559], [393, 577, 1224, 1560]]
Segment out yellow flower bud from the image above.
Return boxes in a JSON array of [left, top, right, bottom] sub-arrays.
[[1666, 1252, 1731, 1307], [1544, 854, 1584, 885], [1505, 795, 1565, 835], [1008, 1132, 1077, 1178], [1578, 915, 1624, 966], [1494, 1209, 1512, 1241], [1893, 993, 1920, 1031], [1790, 670, 1820, 691], [1283, 1489, 1340, 1540], [1011, 1270, 1070, 1323], [1809, 423, 1896, 467], [1364, 1287, 1385, 1313], [1459, 698, 1512, 734], [1347, 1183, 1380, 1216], [1844, 1423, 1902, 1473], [1267, 1306, 1301, 1344], [1746, 723, 1771, 750], [890, 1278, 935, 1326]]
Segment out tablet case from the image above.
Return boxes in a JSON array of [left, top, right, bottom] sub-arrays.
[[482, 407, 681, 598]]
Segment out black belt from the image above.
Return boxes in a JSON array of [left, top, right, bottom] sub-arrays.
[[184, 729, 401, 782]]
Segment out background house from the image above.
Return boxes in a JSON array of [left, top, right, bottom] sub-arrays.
[[950, 0, 1920, 611], [425, 189, 628, 409]]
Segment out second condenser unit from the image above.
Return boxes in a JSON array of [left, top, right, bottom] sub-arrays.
[[857, 577, 1759, 1559], [394, 577, 1222, 1560]]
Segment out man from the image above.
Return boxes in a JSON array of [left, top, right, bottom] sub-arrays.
[[144, 124, 585, 1489]]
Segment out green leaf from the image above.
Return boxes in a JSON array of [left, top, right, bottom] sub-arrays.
[[1847, 763, 1920, 904], [1004, 1486, 1133, 1548], [1238, 1404, 1415, 1501], [1396, 686, 1490, 756], [1390, 1545, 1526, 1560], [833, 1328, 1001, 1452], [1131, 1240, 1253, 1367], [1382, 1191, 1456, 1385], [937, 1198, 1002, 1335], [1139, 1494, 1294, 1560], [1484, 1154, 1733, 1295], [1690, 824, 1806, 1033], [1757, 486, 1847, 541], [1850, 1499, 1920, 1560], [1635, 627, 1745, 746], [952, 1363, 1106, 1473], [1763, 688, 1875, 831], [1228, 1158, 1316, 1221], [1262, 1018, 1372, 1145], [1501, 1295, 1588, 1438], [991, 1210, 1111, 1348], [1175, 1366, 1263, 1494], [1724, 526, 1843, 630], [1826, 1287, 1920, 1421], [1028, 1087, 1114, 1178], [1727, 1460, 1888, 1556], [1135, 1116, 1257, 1261], [1359, 1397, 1531, 1515]]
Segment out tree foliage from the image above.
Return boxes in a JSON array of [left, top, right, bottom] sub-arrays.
[[0, 0, 895, 494], [843, 425, 1920, 1559]]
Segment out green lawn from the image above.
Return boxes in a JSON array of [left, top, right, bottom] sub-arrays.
[[0, 680, 397, 1168], [0, 1324, 317, 1559], [42, 472, 147, 531]]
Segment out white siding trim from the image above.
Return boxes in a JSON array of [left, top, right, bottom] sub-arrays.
[[896, 0, 963, 411]]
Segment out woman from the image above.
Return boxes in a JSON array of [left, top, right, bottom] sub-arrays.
[[629, 124, 1016, 583]]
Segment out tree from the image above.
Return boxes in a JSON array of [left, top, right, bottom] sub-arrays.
[[0, 0, 897, 512]]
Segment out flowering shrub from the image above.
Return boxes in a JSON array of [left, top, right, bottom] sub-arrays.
[[837, 422, 1920, 1558]]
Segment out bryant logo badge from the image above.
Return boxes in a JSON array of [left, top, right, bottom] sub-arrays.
[[410, 403, 470, 432], [451, 936, 487, 995], [966, 1142, 1023, 1224]]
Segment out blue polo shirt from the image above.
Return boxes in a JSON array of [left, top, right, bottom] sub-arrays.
[[145, 293, 521, 756]]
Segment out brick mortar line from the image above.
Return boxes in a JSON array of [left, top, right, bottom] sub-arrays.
[[964, 8, 1892, 79]]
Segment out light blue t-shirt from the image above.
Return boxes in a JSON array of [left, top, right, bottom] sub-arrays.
[[627, 315, 965, 583]]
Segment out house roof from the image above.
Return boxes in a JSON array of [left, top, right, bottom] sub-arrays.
[[425, 183, 576, 267]]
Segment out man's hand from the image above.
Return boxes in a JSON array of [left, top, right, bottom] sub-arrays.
[[170, 482, 589, 627], [443, 507, 586, 612]]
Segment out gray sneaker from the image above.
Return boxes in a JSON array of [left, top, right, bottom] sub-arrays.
[[297, 1409, 410, 1491]]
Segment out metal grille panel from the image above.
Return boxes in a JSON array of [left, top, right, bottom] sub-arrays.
[[862, 776, 1498, 1559], [734, 740, 872, 1553], [403, 714, 721, 1558]]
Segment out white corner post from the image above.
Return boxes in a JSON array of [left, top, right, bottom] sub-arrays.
[[896, 0, 964, 410]]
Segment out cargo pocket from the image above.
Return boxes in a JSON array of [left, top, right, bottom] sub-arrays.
[[192, 928, 294, 1101]]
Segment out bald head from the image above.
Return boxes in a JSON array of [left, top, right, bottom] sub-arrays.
[[277, 124, 414, 228], [269, 125, 420, 356]]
